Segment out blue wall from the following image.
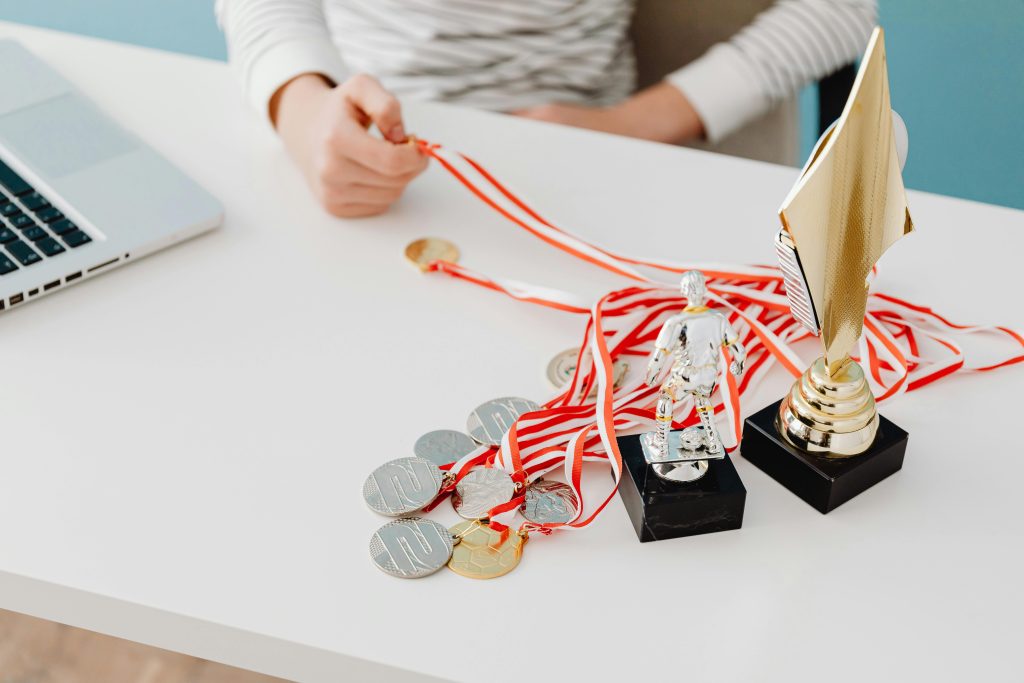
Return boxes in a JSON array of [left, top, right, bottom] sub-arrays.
[[799, 1, 1024, 210], [0, 0, 1021, 209], [0, 1, 227, 61]]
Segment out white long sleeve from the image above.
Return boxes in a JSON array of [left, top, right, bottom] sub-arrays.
[[215, 0, 349, 119], [668, 0, 877, 142], [217, 0, 642, 118], [217, 0, 876, 138]]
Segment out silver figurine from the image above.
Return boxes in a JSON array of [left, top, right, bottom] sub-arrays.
[[642, 271, 746, 482]]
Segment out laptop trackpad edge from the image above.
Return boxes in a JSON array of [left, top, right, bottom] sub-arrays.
[[0, 93, 140, 180]]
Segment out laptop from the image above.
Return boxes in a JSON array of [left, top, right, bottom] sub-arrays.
[[0, 39, 222, 312]]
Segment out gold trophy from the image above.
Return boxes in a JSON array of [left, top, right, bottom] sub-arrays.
[[741, 27, 912, 513]]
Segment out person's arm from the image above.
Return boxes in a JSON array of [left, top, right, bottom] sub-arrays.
[[516, 0, 876, 145], [217, 0, 427, 217]]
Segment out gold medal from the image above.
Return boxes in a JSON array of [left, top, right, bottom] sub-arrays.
[[405, 238, 459, 272], [447, 520, 527, 579]]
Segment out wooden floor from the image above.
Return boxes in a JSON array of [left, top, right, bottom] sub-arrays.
[[0, 609, 290, 683]]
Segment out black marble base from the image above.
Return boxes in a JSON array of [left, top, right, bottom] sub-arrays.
[[616, 433, 746, 543], [741, 400, 909, 514]]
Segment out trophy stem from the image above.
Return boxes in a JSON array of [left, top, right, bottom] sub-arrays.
[[776, 356, 879, 457]]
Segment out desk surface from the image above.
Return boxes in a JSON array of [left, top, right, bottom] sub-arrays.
[[1, 22, 1022, 683]]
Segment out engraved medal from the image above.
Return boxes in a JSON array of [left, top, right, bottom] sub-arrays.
[[413, 429, 477, 467], [404, 237, 459, 272], [520, 480, 578, 525], [546, 347, 628, 396], [466, 396, 539, 446], [452, 467, 516, 519], [369, 517, 455, 579], [363, 456, 445, 516], [447, 520, 527, 579]]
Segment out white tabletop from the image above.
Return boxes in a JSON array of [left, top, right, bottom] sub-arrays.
[[1, 22, 1022, 683]]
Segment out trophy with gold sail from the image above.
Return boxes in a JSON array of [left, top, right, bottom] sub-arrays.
[[741, 27, 912, 513]]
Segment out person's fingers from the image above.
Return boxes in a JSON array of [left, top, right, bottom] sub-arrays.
[[344, 73, 406, 142], [347, 155, 427, 187], [322, 200, 391, 218], [319, 154, 424, 190], [326, 183, 403, 206], [329, 119, 427, 177]]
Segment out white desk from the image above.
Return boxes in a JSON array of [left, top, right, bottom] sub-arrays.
[[1, 22, 1022, 683]]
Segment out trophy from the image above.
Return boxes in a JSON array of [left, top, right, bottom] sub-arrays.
[[741, 27, 912, 513], [616, 271, 747, 542]]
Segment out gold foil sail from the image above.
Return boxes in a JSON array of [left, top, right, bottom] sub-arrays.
[[778, 27, 914, 375]]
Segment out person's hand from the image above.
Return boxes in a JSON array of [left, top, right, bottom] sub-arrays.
[[514, 82, 705, 144], [271, 73, 428, 218]]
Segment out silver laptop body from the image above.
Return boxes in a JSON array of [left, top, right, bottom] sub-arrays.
[[0, 39, 222, 311]]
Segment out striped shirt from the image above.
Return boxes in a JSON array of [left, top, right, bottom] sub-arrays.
[[216, 0, 876, 141]]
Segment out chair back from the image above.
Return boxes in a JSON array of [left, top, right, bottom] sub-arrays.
[[631, 0, 799, 165]]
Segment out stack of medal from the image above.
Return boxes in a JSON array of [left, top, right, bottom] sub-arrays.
[[365, 396, 580, 580], [363, 258, 768, 581]]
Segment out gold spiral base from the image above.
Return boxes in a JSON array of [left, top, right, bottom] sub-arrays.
[[776, 356, 879, 458]]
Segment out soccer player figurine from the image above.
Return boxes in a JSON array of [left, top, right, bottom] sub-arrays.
[[642, 271, 746, 481]]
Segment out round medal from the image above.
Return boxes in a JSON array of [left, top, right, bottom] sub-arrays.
[[466, 396, 540, 446], [452, 467, 516, 519], [363, 457, 445, 516], [369, 517, 454, 579], [404, 237, 459, 272], [546, 347, 629, 395], [520, 480, 578, 525], [447, 520, 527, 579], [413, 429, 477, 468], [546, 347, 581, 387]]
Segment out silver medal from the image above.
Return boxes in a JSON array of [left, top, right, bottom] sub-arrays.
[[547, 348, 582, 387], [546, 347, 629, 396], [413, 429, 477, 467], [452, 468, 516, 519], [466, 396, 540, 446], [369, 517, 454, 579], [363, 457, 445, 516], [520, 480, 578, 525]]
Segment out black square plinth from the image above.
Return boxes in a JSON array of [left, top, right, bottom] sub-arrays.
[[616, 433, 746, 543], [741, 400, 909, 514]]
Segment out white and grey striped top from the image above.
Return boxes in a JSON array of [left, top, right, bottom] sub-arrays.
[[217, 0, 876, 141]]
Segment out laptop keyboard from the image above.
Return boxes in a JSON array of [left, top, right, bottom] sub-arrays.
[[0, 159, 92, 276]]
